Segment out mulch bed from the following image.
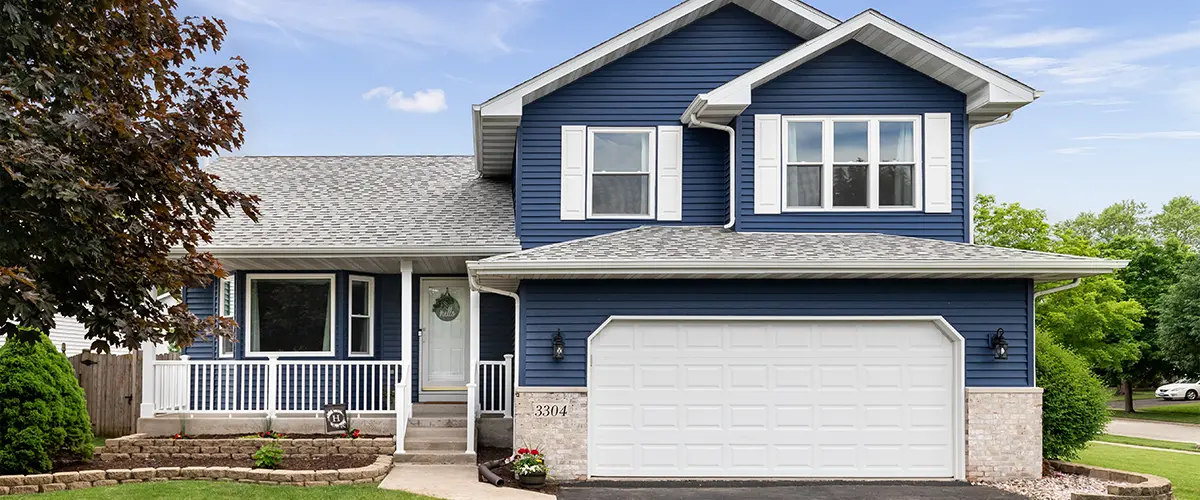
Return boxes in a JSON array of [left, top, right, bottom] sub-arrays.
[[177, 433, 384, 440], [55, 454, 377, 472], [477, 446, 561, 496]]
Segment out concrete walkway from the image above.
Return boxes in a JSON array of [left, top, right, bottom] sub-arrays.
[[380, 464, 552, 500], [1107, 418, 1200, 443]]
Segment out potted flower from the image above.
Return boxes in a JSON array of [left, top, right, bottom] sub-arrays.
[[508, 447, 548, 487]]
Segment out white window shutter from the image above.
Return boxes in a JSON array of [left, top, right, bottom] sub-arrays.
[[924, 113, 953, 214], [218, 278, 234, 317], [560, 125, 587, 220], [754, 114, 782, 214], [656, 125, 684, 221]]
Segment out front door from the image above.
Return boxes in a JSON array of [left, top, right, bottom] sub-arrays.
[[419, 278, 470, 400]]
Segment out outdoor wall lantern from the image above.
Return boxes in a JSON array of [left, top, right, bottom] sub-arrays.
[[552, 330, 566, 360], [990, 328, 1009, 360]]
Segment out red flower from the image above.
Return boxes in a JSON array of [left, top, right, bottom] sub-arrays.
[[531, 449, 539, 455], [518, 448, 529, 454]]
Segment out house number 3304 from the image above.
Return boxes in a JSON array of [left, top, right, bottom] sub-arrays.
[[534, 404, 568, 417]]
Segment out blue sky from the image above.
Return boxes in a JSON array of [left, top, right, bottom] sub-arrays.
[[180, 0, 1200, 221]]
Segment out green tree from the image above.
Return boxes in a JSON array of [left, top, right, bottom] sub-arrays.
[[1056, 200, 1152, 244], [974, 194, 1052, 251], [1, 1, 258, 351], [0, 331, 93, 474], [1156, 259, 1200, 375], [1152, 196, 1200, 249]]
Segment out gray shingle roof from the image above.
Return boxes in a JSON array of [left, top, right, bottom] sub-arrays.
[[202, 156, 518, 251], [481, 225, 1115, 264]]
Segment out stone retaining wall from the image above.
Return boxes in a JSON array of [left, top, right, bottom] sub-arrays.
[[100, 434, 395, 461], [1050, 461, 1174, 500], [0, 455, 392, 495]]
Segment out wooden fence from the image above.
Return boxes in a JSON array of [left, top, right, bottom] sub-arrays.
[[67, 351, 178, 437]]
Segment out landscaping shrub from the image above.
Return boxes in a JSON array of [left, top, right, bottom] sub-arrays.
[[0, 330, 94, 473], [1037, 333, 1110, 460], [254, 443, 284, 469]]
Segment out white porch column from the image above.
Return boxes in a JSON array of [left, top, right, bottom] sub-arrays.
[[400, 260, 414, 418], [139, 340, 156, 418], [466, 289, 480, 453]]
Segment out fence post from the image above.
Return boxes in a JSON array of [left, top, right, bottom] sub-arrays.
[[139, 341, 157, 418], [179, 355, 192, 413], [503, 354, 514, 418], [266, 355, 279, 419]]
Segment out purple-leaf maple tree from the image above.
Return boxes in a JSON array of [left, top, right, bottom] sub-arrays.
[[1, 0, 259, 352]]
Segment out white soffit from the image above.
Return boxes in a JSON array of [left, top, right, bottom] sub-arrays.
[[473, 0, 839, 177], [687, 10, 1040, 125]]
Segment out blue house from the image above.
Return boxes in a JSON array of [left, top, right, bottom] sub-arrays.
[[138, 0, 1125, 483]]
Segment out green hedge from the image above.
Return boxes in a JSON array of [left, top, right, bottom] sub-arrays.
[[0, 331, 94, 474], [1037, 333, 1110, 460]]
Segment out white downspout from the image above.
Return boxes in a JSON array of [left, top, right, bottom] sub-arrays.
[[968, 113, 1013, 244], [687, 114, 736, 230], [1034, 278, 1082, 299], [467, 270, 520, 447], [1030, 276, 1082, 387]]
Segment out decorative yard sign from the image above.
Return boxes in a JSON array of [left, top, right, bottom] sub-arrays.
[[324, 404, 348, 433]]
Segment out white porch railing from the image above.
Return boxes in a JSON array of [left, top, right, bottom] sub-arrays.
[[151, 356, 408, 417], [478, 355, 514, 418]]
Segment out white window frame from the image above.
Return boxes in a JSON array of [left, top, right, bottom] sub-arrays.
[[348, 275, 375, 358], [216, 277, 235, 358], [586, 126, 657, 220], [781, 115, 922, 212], [244, 273, 337, 358]]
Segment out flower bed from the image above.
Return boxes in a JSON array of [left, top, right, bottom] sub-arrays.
[[99, 434, 394, 461], [0, 455, 393, 495], [1048, 461, 1174, 500]]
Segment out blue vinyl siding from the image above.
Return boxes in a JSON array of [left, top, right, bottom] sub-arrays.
[[519, 279, 1034, 388], [737, 42, 970, 241], [182, 281, 218, 359], [516, 5, 801, 248]]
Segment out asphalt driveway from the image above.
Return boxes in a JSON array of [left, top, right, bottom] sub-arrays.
[[557, 481, 1027, 500]]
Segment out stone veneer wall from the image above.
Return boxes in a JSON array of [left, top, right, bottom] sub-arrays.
[[966, 387, 1044, 481], [0, 456, 392, 495], [100, 435, 395, 461], [513, 391, 588, 480]]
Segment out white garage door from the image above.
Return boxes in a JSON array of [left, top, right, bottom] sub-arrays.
[[588, 317, 962, 479]]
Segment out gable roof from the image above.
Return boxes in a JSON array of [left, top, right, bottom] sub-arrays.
[[685, 9, 1040, 125], [200, 156, 520, 255], [473, 0, 839, 177], [468, 226, 1126, 290]]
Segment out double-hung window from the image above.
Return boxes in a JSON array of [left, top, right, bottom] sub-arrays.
[[587, 127, 656, 218], [245, 274, 336, 357], [217, 277, 235, 358], [349, 276, 374, 357], [783, 116, 921, 211]]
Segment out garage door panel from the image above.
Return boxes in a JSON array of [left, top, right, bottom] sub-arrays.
[[589, 319, 959, 478]]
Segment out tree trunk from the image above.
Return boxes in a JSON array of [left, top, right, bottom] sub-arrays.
[[1122, 379, 1136, 413]]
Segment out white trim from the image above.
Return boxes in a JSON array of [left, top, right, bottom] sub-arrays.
[[655, 125, 684, 221], [584, 315, 967, 481], [400, 260, 414, 417], [966, 386, 1043, 394], [780, 115, 923, 212], [418, 277, 472, 400], [966, 113, 1013, 243], [243, 273, 337, 358], [182, 245, 523, 259], [516, 386, 589, 393], [470, 257, 1128, 275], [348, 275, 375, 358], [216, 277, 235, 358], [586, 126, 658, 220]]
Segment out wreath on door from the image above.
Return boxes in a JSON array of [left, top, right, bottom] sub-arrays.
[[432, 290, 461, 322]]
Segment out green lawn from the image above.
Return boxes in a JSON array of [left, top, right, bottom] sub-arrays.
[[1094, 434, 1200, 452], [1110, 402, 1200, 425], [38, 481, 441, 500], [91, 436, 107, 449], [1077, 442, 1200, 500], [1109, 390, 1158, 403]]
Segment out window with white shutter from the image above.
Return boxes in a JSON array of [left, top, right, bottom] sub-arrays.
[[923, 112, 953, 214], [217, 277, 235, 358]]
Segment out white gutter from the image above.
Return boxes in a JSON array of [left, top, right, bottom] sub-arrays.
[[470, 258, 1128, 274], [1034, 278, 1082, 299], [467, 267, 522, 448], [968, 113, 1013, 244], [174, 245, 524, 258], [686, 109, 737, 230]]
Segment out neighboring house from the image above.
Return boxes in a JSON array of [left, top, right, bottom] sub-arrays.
[[137, 0, 1126, 483], [0, 316, 130, 356]]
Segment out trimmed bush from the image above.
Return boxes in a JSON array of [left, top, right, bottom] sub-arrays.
[[1037, 333, 1110, 460], [0, 330, 94, 474]]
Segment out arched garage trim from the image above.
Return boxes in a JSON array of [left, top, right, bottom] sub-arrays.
[[585, 315, 966, 480]]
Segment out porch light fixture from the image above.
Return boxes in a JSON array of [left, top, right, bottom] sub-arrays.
[[990, 328, 1009, 360], [552, 330, 565, 360]]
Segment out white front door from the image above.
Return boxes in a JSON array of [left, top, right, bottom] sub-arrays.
[[420, 278, 471, 398], [588, 317, 963, 479]]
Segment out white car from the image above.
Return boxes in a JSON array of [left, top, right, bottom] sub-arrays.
[[1156, 379, 1200, 401]]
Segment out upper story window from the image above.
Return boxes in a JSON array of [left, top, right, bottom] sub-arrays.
[[349, 276, 374, 357], [246, 274, 335, 357], [587, 127, 657, 219], [783, 116, 922, 211]]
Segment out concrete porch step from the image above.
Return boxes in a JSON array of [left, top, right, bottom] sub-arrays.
[[405, 427, 466, 439], [408, 417, 468, 428], [393, 450, 477, 465], [411, 403, 467, 418], [404, 436, 468, 451]]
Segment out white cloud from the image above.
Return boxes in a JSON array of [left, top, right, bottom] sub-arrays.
[[195, 0, 541, 55], [988, 56, 1061, 73], [1053, 146, 1096, 155], [994, 27, 1200, 89], [1049, 97, 1134, 107], [1171, 80, 1200, 114], [1076, 131, 1200, 140], [962, 28, 1101, 48], [362, 87, 448, 113]]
